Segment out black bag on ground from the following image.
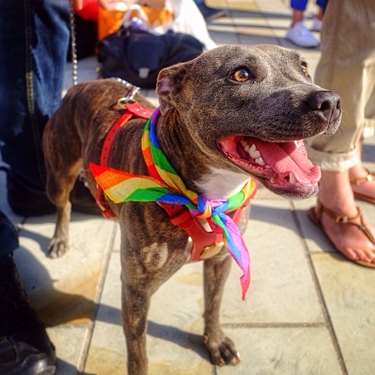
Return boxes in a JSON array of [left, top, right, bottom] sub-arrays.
[[97, 27, 205, 88]]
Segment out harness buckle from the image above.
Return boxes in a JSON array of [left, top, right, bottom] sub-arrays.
[[200, 242, 225, 259]]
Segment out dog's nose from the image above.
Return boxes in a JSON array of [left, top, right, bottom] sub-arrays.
[[305, 91, 341, 121]]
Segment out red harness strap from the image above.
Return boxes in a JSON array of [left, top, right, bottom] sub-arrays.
[[95, 103, 153, 218], [159, 193, 254, 261]]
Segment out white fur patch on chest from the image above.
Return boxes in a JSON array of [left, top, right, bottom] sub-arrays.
[[195, 167, 250, 200]]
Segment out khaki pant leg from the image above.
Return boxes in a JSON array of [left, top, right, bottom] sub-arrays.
[[305, 0, 375, 171], [363, 62, 375, 138]]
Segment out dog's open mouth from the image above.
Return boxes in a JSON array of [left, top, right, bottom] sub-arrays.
[[218, 135, 321, 197]]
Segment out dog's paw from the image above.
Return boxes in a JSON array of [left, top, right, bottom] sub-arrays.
[[48, 237, 69, 258], [202, 332, 241, 366]]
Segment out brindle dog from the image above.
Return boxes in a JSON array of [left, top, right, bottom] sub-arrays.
[[43, 45, 341, 374]]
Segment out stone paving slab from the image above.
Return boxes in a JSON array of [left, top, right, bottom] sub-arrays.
[[48, 327, 89, 375], [311, 253, 375, 375], [15, 215, 116, 321], [216, 326, 342, 375], [13, 214, 118, 373], [222, 200, 324, 324]]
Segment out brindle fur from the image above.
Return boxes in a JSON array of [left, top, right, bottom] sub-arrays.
[[43, 45, 341, 374]]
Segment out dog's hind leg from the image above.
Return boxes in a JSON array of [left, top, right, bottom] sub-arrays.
[[203, 253, 241, 366], [42, 106, 85, 258]]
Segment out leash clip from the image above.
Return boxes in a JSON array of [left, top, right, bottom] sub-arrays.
[[111, 78, 140, 109], [117, 86, 140, 107]]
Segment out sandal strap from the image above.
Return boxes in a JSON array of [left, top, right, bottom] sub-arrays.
[[318, 201, 360, 223], [350, 168, 374, 186], [316, 200, 375, 244]]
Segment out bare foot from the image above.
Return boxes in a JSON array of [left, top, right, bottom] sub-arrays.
[[319, 208, 375, 265], [317, 170, 375, 266]]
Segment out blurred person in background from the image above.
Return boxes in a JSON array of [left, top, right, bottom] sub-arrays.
[[286, 0, 328, 48]]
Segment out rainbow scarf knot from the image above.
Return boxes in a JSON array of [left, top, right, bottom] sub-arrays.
[[90, 107, 257, 300]]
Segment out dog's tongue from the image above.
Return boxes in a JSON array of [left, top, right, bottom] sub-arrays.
[[252, 140, 320, 184]]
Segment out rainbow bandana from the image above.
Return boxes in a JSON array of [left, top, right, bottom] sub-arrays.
[[90, 107, 257, 299]]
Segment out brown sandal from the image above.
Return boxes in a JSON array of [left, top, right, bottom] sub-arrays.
[[308, 201, 375, 268], [350, 169, 375, 204]]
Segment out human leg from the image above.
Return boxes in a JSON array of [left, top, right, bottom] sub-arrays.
[[311, 0, 327, 31], [349, 143, 375, 204], [0, 0, 70, 191], [306, 0, 375, 266], [287, 0, 319, 47], [0, 211, 56, 374], [316, 0, 328, 10], [0, 0, 99, 217], [349, 62, 375, 204], [290, 0, 308, 24], [0, 0, 69, 216]]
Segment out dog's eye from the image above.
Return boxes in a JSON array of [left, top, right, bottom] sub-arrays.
[[301, 61, 310, 78], [232, 68, 251, 82]]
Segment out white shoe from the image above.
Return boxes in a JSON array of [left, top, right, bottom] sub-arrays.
[[311, 17, 322, 32], [286, 21, 319, 48]]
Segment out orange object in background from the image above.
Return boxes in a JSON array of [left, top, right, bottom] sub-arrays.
[[98, 5, 174, 40], [98, 7, 126, 40], [74, 0, 124, 40], [75, 0, 174, 42], [126, 5, 173, 28]]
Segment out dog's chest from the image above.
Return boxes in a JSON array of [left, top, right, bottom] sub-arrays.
[[195, 167, 251, 199]]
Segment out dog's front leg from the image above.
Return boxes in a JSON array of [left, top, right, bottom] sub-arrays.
[[121, 278, 150, 375], [203, 253, 240, 366]]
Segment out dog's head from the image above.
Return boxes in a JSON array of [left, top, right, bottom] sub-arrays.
[[156, 44, 341, 199]]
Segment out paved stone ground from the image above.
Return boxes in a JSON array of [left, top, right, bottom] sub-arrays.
[[2, 1, 374, 374]]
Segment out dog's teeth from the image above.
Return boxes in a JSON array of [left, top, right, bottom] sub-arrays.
[[240, 139, 247, 147], [249, 144, 256, 156], [255, 157, 265, 166], [249, 144, 260, 159], [244, 145, 250, 152], [289, 173, 296, 184]]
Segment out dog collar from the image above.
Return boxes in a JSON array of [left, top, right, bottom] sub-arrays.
[[90, 107, 257, 299]]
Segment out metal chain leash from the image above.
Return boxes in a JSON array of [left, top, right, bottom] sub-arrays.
[[69, 0, 78, 86]]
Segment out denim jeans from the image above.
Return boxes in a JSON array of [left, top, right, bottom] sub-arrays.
[[0, 211, 19, 257], [0, 0, 70, 191], [290, 0, 328, 11]]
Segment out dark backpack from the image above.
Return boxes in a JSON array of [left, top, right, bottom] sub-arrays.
[[97, 27, 204, 88]]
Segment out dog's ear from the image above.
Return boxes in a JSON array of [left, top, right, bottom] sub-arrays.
[[156, 72, 174, 115], [156, 64, 188, 115]]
